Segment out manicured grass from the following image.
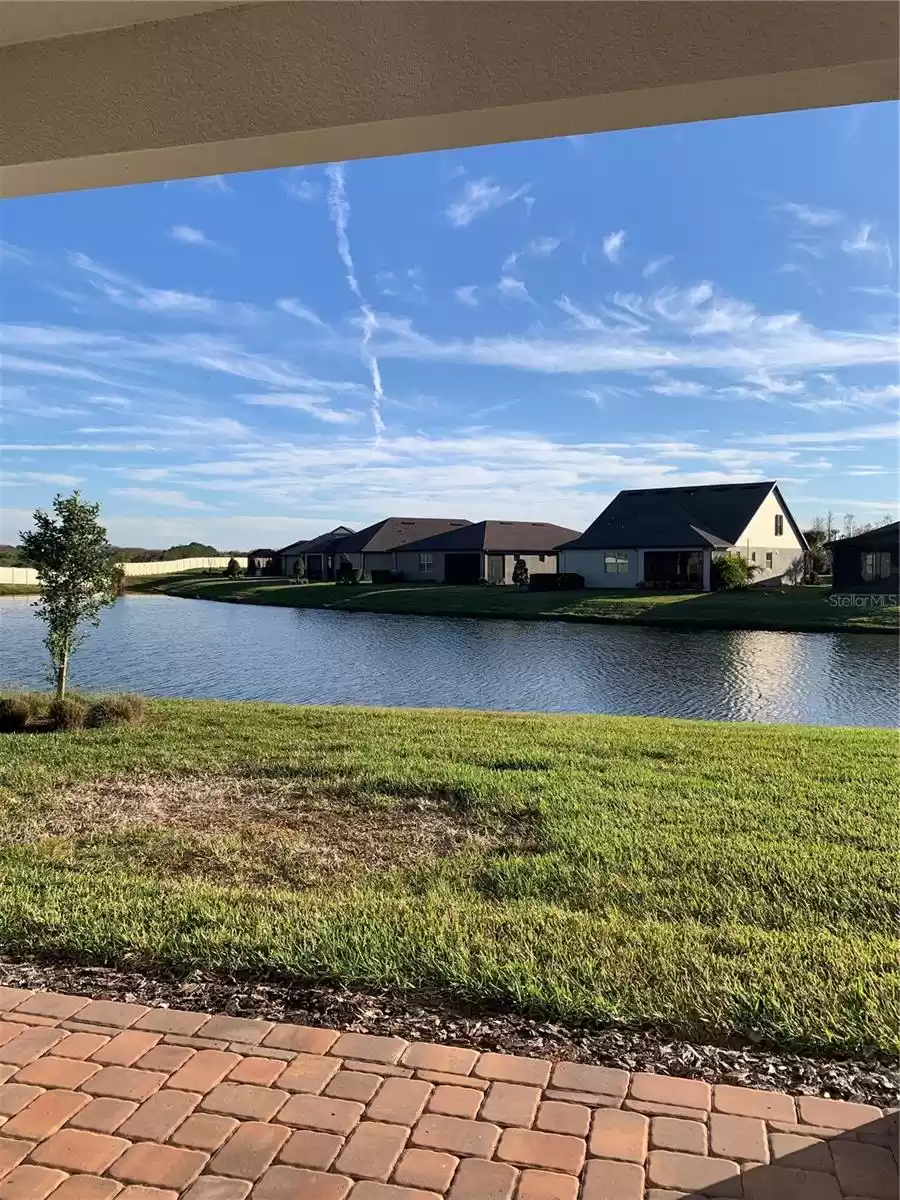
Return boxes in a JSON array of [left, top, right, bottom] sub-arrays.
[[133, 575, 899, 633], [0, 584, 39, 596], [1, 698, 896, 1052]]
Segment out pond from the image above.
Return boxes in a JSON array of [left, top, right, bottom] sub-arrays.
[[0, 594, 896, 726]]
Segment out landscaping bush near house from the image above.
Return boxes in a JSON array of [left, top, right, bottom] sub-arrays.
[[712, 552, 754, 591], [225, 557, 242, 579], [86, 694, 147, 729], [371, 569, 405, 584], [48, 695, 88, 731], [528, 572, 586, 592]]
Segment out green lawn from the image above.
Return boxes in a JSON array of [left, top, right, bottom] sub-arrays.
[[132, 575, 899, 633], [1, 699, 896, 1052]]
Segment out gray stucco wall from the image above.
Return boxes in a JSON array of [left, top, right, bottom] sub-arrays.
[[558, 548, 640, 588], [502, 553, 557, 584]]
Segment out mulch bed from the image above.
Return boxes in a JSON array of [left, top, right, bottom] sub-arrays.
[[2, 957, 896, 1108]]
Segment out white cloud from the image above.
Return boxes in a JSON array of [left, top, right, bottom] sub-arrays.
[[841, 223, 893, 266], [78, 416, 250, 440], [470, 399, 520, 419], [374, 280, 898, 381], [110, 488, 217, 510], [643, 256, 673, 278], [241, 393, 361, 424], [601, 230, 626, 264], [170, 225, 220, 250], [454, 285, 479, 307], [497, 276, 532, 303], [5, 471, 84, 487], [375, 269, 426, 304], [503, 237, 560, 272], [326, 162, 385, 435], [69, 252, 221, 316], [284, 174, 321, 201], [649, 378, 709, 397], [777, 201, 839, 227], [445, 177, 531, 227], [738, 421, 898, 447], [0, 241, 31, 265], [192, 175, 232, 193], [276, 298, 325, 326], [1, 354, 115, 384]]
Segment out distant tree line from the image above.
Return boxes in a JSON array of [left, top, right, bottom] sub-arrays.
[[1, 540, 247, 566], [803, 511, 894, 575]]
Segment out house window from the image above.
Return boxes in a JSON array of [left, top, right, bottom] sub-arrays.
[[604, 553, 629, 574], [861, 552, 892, 581], [765, 552, 773, 568], [538, 554, 546, 562], [774, 514, 784, 536], [750, 551, 757, 563], [419, 553, 433, 573]]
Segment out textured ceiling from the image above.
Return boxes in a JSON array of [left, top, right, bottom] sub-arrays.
[[0, 1, 244, 46]]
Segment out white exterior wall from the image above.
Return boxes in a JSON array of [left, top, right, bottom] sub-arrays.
[[0, 557, 247, 586], [733, 490, 805, 584], [502, 553, 557, 583], [558, 548, 640, 588]]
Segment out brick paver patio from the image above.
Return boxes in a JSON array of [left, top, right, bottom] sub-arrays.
[[0, 988, 895, 1198]]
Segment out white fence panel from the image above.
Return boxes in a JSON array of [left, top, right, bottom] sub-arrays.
[[1, 557, 247, 586]]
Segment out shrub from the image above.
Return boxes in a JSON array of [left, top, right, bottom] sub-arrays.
[[292, 557, 307, 585], [225, 557, 242, 579], [712, 552, 753, 591], [0, 696, 33, 732], [528, 572, 586, 592], [86, 693, 147, 729], [511, 558, 529, 588], [49, 695, 88, 731], [336, 559, 360, 584]]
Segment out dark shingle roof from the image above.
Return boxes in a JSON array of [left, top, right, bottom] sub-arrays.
[[402, 520, 580, 554], [334, 518, 471, 554], [278, 526, 354, 555], [826, 521, 899, 549], [559, 482, 792, 550]]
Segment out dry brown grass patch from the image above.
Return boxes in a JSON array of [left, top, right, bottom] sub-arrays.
[[13, 774, 515, 878]]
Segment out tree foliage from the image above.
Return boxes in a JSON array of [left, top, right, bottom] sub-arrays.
[[225, 557, 242, 579], [19, 493, 117, 698], [511, 557, 529, 588]]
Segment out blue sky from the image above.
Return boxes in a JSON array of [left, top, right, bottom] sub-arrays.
[[2, 101, 898, 549]]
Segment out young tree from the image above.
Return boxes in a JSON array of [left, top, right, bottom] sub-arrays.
[[19, 492, 117, 699], [292, 556, 307, 584], [511, 557, 529, 588], [225, 556, 241, 578]]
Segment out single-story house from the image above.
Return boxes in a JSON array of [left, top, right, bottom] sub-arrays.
[[828, 522, 899, 594], [247, 549, 279, 577], [278, 526, 354, 581], [331, 517, 472, 578], [558, 481, 808, 591], [399, 520, 581, 584]]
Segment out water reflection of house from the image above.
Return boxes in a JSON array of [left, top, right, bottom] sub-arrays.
[[828, 522, 899, 594]]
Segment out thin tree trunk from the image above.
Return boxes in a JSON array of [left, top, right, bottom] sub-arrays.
[[56, 648, 69, 700]]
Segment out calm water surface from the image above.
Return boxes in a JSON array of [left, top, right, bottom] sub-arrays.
[[0, 594, 896, 726]]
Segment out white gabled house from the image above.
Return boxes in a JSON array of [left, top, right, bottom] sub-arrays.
[[557, 481, 809, 591]]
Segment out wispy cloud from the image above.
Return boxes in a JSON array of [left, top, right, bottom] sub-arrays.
[[192, 175, 232, 194], [275, 298, 325, 327], [5, 471, 84, 487], [241, 392, 361, 425], [326, 163, 385, 435], [738, 421, 898, 447], [454, 285, 479, 307], [283, 173, 321, 201], [643, 256, 673, 278], [445, 177, 531, 227], [170, 225, 221, 251], [69, 252, 221, 316], [601, 230, 626, 264], [502, 237, 561, 272], [777, 201, 839, 227], [0, 241, 31, 265], [649, 378, 710, 397], [496, 277, 532, 303], [841, 223, 893, 267], [110, 488, 216, 510], [376, 268, 426, 304], [470, 399, 520, 420], [1, 354, 116, 384]]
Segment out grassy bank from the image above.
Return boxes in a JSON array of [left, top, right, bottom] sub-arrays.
[[132, 575, 899, 633], [1, 698, 896, 1052]]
